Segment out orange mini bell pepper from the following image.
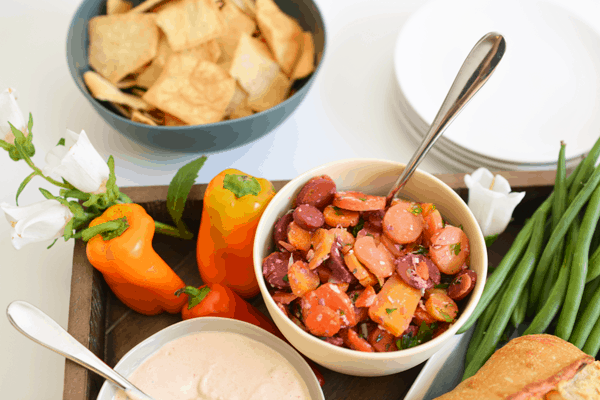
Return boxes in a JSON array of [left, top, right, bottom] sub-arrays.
[[177, 284, 325, 386], [86, 203, 187, 315], [197, 169, 275, 298]]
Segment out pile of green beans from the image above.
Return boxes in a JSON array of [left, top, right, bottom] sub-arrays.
[[459, 136, 600, 381]]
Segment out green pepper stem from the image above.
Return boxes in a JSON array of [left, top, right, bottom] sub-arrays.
[[154, 221, 193, 240], [175, 286, 211, 310], [80, 219, 127, 242]]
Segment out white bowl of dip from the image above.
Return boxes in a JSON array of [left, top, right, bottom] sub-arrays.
[[96, 317, 324, 400]]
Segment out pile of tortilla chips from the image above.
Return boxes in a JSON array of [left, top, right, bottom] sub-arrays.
[[85, 0, 315, 126]]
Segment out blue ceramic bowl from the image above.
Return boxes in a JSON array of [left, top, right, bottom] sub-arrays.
[[66, 0, 326, 153]]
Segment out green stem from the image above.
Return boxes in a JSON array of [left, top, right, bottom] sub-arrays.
[[118, 192, 133, 204], [175, 286, 211, 310], [154, 221, 193, 239], [81, 219, 128, 242], [19, 153, 73, 190]]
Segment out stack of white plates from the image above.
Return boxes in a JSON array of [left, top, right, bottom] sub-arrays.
[[392, 0, 600, 172]]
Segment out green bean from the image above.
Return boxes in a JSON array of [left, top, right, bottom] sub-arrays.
[[530, 163, 600, 302], [523, 219, 579, 335], [582, 313, 600, 357], [581, 276, 600, 312], [463, 206, 548, 380], [571, 281, 600, 348], [585, 240, 600, 283], [457, 161, 586, 335], [567, 135, 600, 203], [465, 285, 505, 365], [511, 284, 529, 327], [536, 143, 568, 307], [557, 183, 600, 341]]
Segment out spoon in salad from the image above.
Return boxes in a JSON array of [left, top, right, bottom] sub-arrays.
[[6, 300, 157, 400], [386, 32, 506, 205]]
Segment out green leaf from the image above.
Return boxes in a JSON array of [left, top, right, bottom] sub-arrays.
[[283, 274, 289, 282], [8, 122, 25, 143], [434, 283, 449, 289], [39, 187, 56, 200], [63, 219, 75, 241], [450, 242, 461, 256], [16, 172, 37, 205], [385, 308, 397, 315], [0, 138, 13, 151], [351, 217, 365, 237], [27, 113, 33, 136], [47, 239, 58, 249], [412, 245, 429, 255], [166, 156, 207, 240], [485, 234, 499, 247], [410, 204, 423, 215], [223, 173, 260, 198], [57, 138, 66, 146], [105, 156, 119, 202]]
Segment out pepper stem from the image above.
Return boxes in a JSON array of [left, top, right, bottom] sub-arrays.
[[80, 218, 129, 242], [154, 221, 194, 240], [175, 285, 211, 310]]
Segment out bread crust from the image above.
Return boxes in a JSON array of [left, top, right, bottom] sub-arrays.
[[435, 334, 594, 400]]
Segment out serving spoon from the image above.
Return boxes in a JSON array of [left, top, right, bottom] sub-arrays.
[[386, 32, 506, 205], [6, 300, 157, 400]]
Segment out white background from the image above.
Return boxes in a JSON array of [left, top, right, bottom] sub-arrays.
[[1, 0, 599, 398]]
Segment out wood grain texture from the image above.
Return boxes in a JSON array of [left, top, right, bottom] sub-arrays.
[[64, 173, 554, 400]]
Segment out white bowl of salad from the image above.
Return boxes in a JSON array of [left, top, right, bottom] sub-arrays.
[[253, 158, 487, 376]]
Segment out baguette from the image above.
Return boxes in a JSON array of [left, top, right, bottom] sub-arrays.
[[435, 334, 597, 400]]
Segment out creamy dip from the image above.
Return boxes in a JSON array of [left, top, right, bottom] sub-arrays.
[[115, 331, 311, 400]]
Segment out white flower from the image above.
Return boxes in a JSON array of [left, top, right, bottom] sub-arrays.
[[0, 88, 27, 145], [1, 200, 73, 250], [464, 168, 526, 237], [43, 129, 110, 194]]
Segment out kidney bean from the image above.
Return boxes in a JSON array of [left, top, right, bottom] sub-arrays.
[[327, 239, 356, 283], [293, 204, 325, 232], [363, 209, 386, 229], [447, 269, 477, 301], [395, 254, 440, 290], [273, 212, 294, 251], [295, 176, 336, 210], [262, 251, 291, 289], [323, 336, 344, 347]]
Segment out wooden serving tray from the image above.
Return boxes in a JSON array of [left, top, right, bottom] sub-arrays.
[[63, 170, 557, 400]]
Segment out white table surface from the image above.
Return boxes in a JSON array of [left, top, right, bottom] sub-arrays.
[[1, 0, 599, 398]]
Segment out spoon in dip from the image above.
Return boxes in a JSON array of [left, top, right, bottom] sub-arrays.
[[386, 32, 506, 205], [6, 300, 157, 400]]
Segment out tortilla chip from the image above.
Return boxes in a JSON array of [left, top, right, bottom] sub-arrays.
[[130, 0, 169, 13], [229, 0, 256, 18], [217, 1, 256, 62], [84, 71, 152, 110], [224, 83, 248, 117], [88, 14, 159, 83], [142, 54, 236, 125], [164, 112, 187, 126], [131, 110, 158, 125], [155, 0, 225, 52], [106, 0, 132, 14], [136, 35, 173, 88], [130, 88, 147, 97], [255, 0, 303, 75], [183, 39, 222, 63], [292, 31, 315, 79], [110, 103, 132, 118], [229, 34, 282, 99], [230, 97, 254, 119], [246, 70, 291, 112]]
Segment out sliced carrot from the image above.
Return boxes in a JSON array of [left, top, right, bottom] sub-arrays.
[[333, 282, 350, 292], [308, 228, 335, 269], [423, 209, 444, 246], [353, 236, 395, 278], [382, 202, 423, 245], [287, 221, 312, 252], [323, 205, 360, 228], [368, 273, 422, 336], [288, 260, 320, 297], [344, 252, 378, 287], [368, 326, 398, 352], [341, 328, 374, 352], [380, 233, 404, 258], [276, 302, 289, 317], [271, 291, 298, 304], [304, 305, 341, 337], [330, 228, 355, 254], [312, 283, 357, 327], [354, 306, 369, 323], [424, 287, 447, 300], [429, 226, 470, 274], [355, 285, 377, 308], [425, 292, 458, 323], [333, 191, 386, 212]]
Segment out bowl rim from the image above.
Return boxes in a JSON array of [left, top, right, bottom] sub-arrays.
[[253, 157, 488, 361], [95, 316, 325, 399], [65, 0, 329, 131]]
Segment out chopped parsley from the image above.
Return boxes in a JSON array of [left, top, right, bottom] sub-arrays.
[[440, 311, 454, 322], [351, 292, 360, 303], [412, 245, 429, 255], [351, 217, 365, 237], [385, 308, 397, 315], [359, 197, 367, 201], [376, 334, 383, 342], [450, 242, 461, 256], [459, 224, 464, 230], [442, 218, 446, 228], [340, 310, 345, 315], [282, 274, 289, 282], [396, 322, 437, 350], [434, 283, 449, 289], [410, 204, 423, 215], [332, 206, 343, 216], [385, 343, 391, 351]]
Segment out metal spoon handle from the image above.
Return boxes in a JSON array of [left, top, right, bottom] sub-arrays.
[[386, 32, 506, 204], [6, 301, 154, 400]]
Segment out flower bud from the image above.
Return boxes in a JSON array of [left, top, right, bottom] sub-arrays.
[[0, 88, 27, 145]]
